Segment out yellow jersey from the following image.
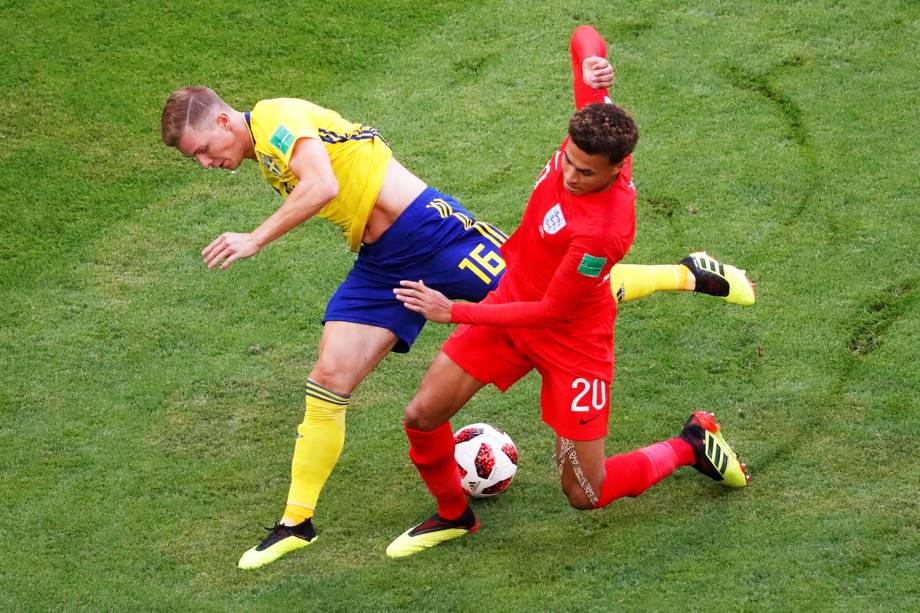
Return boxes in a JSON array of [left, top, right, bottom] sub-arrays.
[[245, 98, 393, 252]]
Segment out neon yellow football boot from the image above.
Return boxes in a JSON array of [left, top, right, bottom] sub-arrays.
[[386, 506, 479, 559], [680, 252, 756, 306], [238, 520, 317, 570], [679, 411, 750, 488]]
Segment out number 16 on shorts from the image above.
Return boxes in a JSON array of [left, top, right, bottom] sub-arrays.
[[459, 243, 505, 284], [570, 377, 607, 412]]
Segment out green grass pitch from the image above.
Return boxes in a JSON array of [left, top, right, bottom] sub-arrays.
[[2, 1, 918, 610]]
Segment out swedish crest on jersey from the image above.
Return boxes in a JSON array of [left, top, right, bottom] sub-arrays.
[[542, 204, 566, 235], [258, 153, 283, 176]]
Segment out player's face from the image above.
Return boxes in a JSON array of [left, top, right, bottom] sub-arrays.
[[562, 141, 623, 195], [177, 113, 245, 171]]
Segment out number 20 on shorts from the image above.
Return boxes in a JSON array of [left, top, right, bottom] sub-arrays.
[[459, 243, 506, 284], [571, 378, 607, 412]]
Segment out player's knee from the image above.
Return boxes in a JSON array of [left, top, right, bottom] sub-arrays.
[[308, 361, 354, 396], [562, 482, 595, 510], [403, 397, 440, 432]]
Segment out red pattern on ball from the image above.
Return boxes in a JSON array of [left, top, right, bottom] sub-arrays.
[[482, 476, 512, 495], [502, 443, 518, 466], [454, 427, 484, 444], [474, 443, 496, 479]]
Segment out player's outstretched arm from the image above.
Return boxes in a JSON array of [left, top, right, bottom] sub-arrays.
[[571, 25, 612, 109], [396, 237, 628, 327], [202, 138, 338, 270]]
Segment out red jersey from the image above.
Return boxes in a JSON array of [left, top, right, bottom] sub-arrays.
[[448, 25, 636, 377]]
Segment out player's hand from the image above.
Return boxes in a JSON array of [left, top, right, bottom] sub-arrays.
[[201, 232, 261, 270], [394, 280, 452, 323], [582, 56, 614, 90]]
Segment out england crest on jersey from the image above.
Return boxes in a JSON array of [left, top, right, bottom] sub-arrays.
[[542, 204, 566, 235]]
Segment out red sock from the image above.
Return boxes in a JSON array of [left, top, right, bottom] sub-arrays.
[[593, 437, 694, 509], [665, 436, 695, 466], [405, 422, 468, 520]]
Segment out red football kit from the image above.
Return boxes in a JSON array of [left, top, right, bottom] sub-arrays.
[[401, 27, 701, 528], [442, 26, 636, 440]]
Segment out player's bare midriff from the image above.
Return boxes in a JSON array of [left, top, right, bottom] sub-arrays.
[[362, 157, 428, 244]]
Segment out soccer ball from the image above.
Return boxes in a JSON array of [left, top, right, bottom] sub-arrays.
[[453, 423, 518, 498]]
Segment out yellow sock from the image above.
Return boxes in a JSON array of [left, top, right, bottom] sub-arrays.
[[283, 380, 349, 525], [610, 264, 691, 304]]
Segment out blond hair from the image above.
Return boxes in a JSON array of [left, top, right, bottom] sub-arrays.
[[161, 86, 230, 147]]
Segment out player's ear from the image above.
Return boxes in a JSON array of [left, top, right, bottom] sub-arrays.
[[215, 111, 231, 129]]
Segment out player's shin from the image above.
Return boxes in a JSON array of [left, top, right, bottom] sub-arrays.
[[593, 438, 694, 508], [610, 264, 691, 303], [283, 381, 350, 525], [405, 422, 468, 520]]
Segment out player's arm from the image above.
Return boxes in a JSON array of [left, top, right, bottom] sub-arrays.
[[202, 138, 338, 270], [250, 138, 338, 248], [396, 236, 628, 326], [447, 238, 621, 326], [571, 25, 613, 109]]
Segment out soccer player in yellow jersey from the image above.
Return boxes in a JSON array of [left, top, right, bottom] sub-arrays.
[[160, 83, 754, 569]]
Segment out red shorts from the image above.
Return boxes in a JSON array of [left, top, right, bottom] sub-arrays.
[[443, 322, 612, 440]]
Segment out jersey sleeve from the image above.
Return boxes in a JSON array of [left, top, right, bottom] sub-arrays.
[[260, 100, 321, 166], [570, 25, 610, 110], [450, 235, 621, 328]]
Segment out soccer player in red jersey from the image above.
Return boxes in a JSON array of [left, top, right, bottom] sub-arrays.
[[385, 25, 750, 558]]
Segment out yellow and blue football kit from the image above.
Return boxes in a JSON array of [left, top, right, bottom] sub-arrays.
[[245, 98, 507, 353], [245, 98, 392, 253], [239, 99, 509, 570]]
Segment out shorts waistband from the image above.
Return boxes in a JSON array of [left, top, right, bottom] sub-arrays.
[[360, 186, 459, 259]]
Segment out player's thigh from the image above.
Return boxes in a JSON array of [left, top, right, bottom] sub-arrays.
[[538, 367, 612, 442], [555, 436, 607, 509], [404, 351, 486, 431], [310, 321, 398, 395], [422, 225, 508, 302]]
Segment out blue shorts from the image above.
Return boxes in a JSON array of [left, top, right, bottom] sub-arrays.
[[324, 187, 508, 352]]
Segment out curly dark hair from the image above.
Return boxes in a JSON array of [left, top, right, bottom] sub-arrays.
[[568, 103, 639, 164]]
